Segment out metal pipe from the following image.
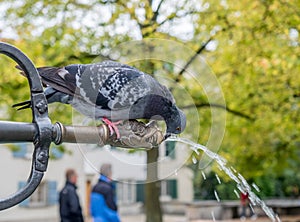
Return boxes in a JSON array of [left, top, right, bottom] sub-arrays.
[[0, 41, 51, 211], [0, 120, 108, 145], [52, 122, 108, 145], [0, 120, 164, 149], [0, 121, 36, 143]]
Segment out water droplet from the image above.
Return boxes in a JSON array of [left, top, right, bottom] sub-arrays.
[[193, 147, 200, 155], [249, 203, 255, 214], [237, 184, 246, 194], [252, 182, 261, 192], [234, 189, 240, 199], [192, 156, 197, 164], [214, 190, 220, 202], [230, 166, 237, 173], [211, 211, 216, 221], [201, 171, 206, 180], [217, 165, 223, 171], [167, 134, 178, 140], [276, 214, 281, 222], [174, 169, 178, 176], [215, 173, 221, 184]]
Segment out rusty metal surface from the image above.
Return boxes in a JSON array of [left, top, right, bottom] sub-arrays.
[[107, 120, 164, 149]]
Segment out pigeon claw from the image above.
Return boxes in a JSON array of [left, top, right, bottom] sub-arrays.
[[102, 118, 121, 139]]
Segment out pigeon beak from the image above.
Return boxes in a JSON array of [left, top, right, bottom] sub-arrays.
[[164, 133, 172, 141]]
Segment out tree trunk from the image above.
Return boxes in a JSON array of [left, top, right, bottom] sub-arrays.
[[145, 148, 162, 222]]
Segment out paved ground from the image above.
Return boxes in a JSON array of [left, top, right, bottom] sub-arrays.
[[122, 214, 186, 222], [0, 214, 299, 222], [121, 214, 300, 222], [0, 212, 300, 222]]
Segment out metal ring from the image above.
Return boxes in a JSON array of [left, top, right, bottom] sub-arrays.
[[0, 42, 52, 210]]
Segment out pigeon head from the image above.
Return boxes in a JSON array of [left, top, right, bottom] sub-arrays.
[[164, 106, 186, 138]]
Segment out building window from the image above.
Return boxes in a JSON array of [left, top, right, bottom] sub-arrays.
[[12, 143, 63, 159], [18, 180, 57, 207], [136, 182, 144, 203], [136, 179, 178, 203], [165, 141, 176, 159], [116, 181, 136, 204], [30, 182, 47, 207], [161, 179, 177, 199], [50, 146, 64, 159], [12, 143, 31, 159]]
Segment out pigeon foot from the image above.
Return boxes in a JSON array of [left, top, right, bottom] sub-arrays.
[[102, 118, 122, 139]]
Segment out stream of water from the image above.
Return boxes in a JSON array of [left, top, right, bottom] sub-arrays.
[[167, 136, 281, 222]]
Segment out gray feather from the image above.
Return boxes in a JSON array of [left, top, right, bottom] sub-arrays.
[[14, 60, 186, 135]]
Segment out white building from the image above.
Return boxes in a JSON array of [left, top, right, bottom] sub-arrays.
[[0, 140, 194, 221]]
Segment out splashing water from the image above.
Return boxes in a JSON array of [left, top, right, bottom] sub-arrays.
[[167, 136, 280, 222], [234, 189, 240, 199], [211, 211, 216, 221], [214, 190, 220, 202], [215, 173, 222, 184], [192, 156, 198, 164], [174, 169, 178, 176], [231, 166, 237, 173], [252, 182, 261, 192]]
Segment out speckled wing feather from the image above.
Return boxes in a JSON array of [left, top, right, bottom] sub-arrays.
[[77, 62, 175, 109], [73, 61, 140, 108], [96, 67, 150, 110]]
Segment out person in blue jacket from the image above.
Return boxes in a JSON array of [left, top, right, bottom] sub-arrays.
[[90, 163, 120, 222]]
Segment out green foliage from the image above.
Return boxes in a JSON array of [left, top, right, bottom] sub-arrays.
[[194, 169, 300, 200], [6, 143, 23, 152], [0, 0, 299, 202], [193, 170, 241, 200]]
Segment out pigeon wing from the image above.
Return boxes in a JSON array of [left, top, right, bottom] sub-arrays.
[[96, 67, 151, 110], [37, 66, 77, 95], [74, 61, 139, 106]]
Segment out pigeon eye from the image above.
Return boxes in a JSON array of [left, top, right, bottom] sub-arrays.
[[176, 127, 181, 131]]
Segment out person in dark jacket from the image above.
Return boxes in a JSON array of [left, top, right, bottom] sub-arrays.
[[90, 163, 120, 222], [59, 169, 84, 222]]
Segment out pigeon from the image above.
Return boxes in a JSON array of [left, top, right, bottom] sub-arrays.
[[14, 60, 186, 139]]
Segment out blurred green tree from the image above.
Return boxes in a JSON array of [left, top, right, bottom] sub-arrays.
[[0, 0, 299, 220]]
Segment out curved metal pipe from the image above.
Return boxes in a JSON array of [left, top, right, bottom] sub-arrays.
[[0, 42, 51, 210]]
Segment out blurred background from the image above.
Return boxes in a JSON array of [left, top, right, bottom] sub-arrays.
[[0, 0, 299, 221]]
